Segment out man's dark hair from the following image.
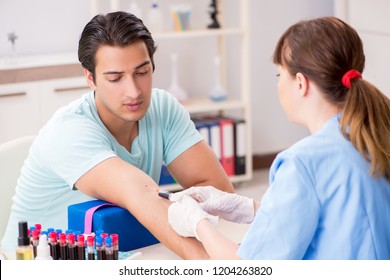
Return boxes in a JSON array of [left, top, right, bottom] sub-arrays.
[[78, 11, 157, 82]]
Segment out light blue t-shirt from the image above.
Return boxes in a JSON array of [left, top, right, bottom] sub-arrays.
[[1, 89, 202, 251], [238, 115, 390, 259]]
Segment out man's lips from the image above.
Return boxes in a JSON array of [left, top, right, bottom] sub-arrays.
[[124, 101, 142, 111]]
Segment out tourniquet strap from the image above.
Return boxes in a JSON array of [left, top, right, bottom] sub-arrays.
[[84, 202, 115, 234]]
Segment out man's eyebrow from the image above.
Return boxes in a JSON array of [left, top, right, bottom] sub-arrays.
[[135, 61, 151, 69], [102, 61, 151, 75], [103, 71, 124, 75]]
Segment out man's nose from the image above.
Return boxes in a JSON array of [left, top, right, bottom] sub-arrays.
[[124, 77, 141, 99]]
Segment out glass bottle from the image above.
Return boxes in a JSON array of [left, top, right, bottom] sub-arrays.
[[16, 221, 33, 260], [209, 56, 228, 102], [168, 53, 188, 103]]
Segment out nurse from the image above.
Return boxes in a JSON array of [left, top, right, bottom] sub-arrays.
[[168, 16, 390, 259]]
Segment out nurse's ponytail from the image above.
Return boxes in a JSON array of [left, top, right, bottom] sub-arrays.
[[273, 16, 390, 181], [340, 71, 390, 180]]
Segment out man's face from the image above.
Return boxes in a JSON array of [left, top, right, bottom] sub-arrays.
[[86, 41, 153, 126]]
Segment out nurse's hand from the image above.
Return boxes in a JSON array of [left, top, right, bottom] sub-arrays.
[[170, 186, 255, 224], [168, 195, 218, 241]]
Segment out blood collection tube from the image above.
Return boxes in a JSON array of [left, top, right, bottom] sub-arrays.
[[29, 226, 36, 237], [67, 233, 77, 260], [55, 229, 62, 254], [49, 231, 58, 260], [28, 227, 33, 247], [73, 231, 81, 242], [87, 235, 95, 260], [104, 236, 114, 260], [100, 233, 108, 260], [35, 223, 42, 234], [101, 232, 108, 241], [31, 229, 40, 258], [77, 234, 85, 260], [110, 234, 119, 260], [95, 235, 104, 260], [59, 233, 67, 260]]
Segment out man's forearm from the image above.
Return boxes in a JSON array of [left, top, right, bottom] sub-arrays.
[[129, 195, 210, 259], [75, 157, 209, 259]]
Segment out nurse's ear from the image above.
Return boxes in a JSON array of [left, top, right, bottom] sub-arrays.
[[84, 68, 97, 90], [295, 72, 309, 97]]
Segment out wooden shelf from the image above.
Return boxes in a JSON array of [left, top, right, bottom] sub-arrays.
[[0, 52, 78, 71], [154, 28, 243, 40], [182, 97, 244, 114]]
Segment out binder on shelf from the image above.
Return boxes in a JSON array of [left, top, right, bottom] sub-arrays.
[[192, 117, 221, 162], [232, 118, 246, 175], [193, 115, 247, 177], [201, 115, 235, 176], [206, 120, 222, 163], [193, 118, 210, 146], [219, 118, 235, 176]]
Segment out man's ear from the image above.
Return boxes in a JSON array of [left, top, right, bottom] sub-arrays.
[[84, 68, 96, 90], [296, 72, 308, 97]]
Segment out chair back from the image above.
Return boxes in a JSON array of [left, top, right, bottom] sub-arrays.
[[0, 135, 35, 239]]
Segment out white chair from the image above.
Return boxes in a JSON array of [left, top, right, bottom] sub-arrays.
[[0, 136, 35, 239]]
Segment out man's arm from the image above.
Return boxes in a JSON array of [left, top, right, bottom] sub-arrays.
[[167, 140, 235, 193], [75, 157, 209, 259]]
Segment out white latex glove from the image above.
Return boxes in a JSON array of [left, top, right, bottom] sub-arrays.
[[168, 195, 218, 241], [170, 186, 255, 224]]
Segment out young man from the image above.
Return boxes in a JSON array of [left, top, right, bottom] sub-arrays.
[[1, 11, 233, 259]]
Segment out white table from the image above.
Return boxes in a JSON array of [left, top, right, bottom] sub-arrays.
[[129, 220, 251, 260]]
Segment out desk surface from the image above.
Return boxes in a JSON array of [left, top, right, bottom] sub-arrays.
[[130, 220, 251, 260]]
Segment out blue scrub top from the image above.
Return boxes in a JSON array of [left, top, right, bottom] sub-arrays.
[[238, 115, 390, 259]]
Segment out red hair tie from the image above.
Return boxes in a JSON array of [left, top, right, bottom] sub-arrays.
[[342, 69, 362, 88]]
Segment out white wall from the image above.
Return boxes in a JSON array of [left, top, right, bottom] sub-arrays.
[[0, 0, 212, 57], [335, 0, 390, 98], [248, 0, 334, 154], [0, 0, 334, 155], [0, 0, 91, 57]]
